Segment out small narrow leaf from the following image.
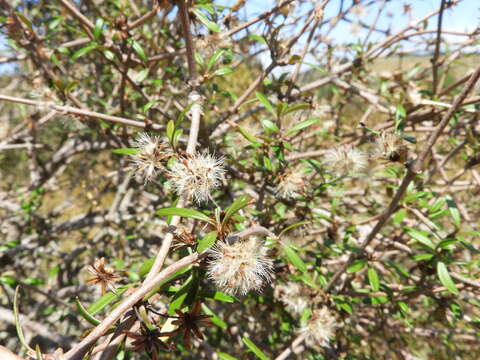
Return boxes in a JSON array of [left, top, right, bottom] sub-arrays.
[[71, 42, 98, 61], [202, 303, 227, 329], [283, 244, 307, 272], [213, 67, 234, 76], [437, 261, 459, 294], [14, 286, 31, 352], [242, 337, 269, 360], [286, 118, 320, 135], [367, 267, 380, 291], [445, 196, 461, 228], [166, 120, 175, 143], [130, 39, 148, 62], [248, 34, 267, 44], [93, 18, 105, 40], [394, 105, 406, 134], [347, 259, 367, 273], [255, 92, 275, 116], [405, 227, 435, 250], [192, 8, 220, 32], [219, 352, 239, 360], [278, 221, 308, 238], [112, 148, 141, 155], [261, 119, 279, 133], [207, 49, 225, 70], [87, 284, 134, 315], [223, 195, 252, 225], [237, 126, 260, 145], [75, 297, 101, 325], [197, 231, 217, 253], [156, 208, 213, 223], [282, 103, 310, 115]]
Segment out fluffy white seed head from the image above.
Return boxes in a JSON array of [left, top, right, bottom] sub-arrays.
[[207, 237, 274, 296], [276, 168, 305, 199], [274, 282, 309, 315], [374, 132, 407, 162], [324, 145, 367, 176], [130, 133, 170, 183], [301, 307, 338, 347], [166, 152, 225, 203]]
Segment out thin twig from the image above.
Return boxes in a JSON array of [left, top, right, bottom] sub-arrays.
[[432, 0, 447, 95], [325, 64, 480, 292], [0, 94, 163, 131], [64, 252, 204, 360]]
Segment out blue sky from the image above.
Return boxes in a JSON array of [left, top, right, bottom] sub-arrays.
[[220, 0, 479, 46]]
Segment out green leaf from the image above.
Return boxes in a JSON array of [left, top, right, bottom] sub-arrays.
[[93, 18, 105, 41], [223, 195, 252, 225], [192, 8, 220, 32], [402, 135, 417, 144], [156, 208, 213, 223], [197, 231, 217, 253], [367, 267, 380, 291], [168, 275, 192, 314], [347, 259, 367, 273], [437, 261, 459, 294], [219, 352, 239, 360], [263, 156, 273, 171], [282, 103, 310, 115], [87, 284, 134, 315], [207, 49, 225, 70], [172, 129, 183, 149], [71, 42, 98, 61], [14, 287, 30, 352], [237, 126, 260, 145], [278, 221, 308, 238], [74, 297, 101, 325], [209, 291, 236, 303], [261, 119, 279, 133], [112, 148, 141, 155], [286, 118, 320, 135], [413, 253, 434, 261], [283, 244, 307, 272], [130, 39, 148, 62], [248, 34, 267, 44], [213, 67, 234, 76], [103, 49, 116, 61], [385, 261, 410, 278], [166, 120, 175, 143], [202, 303, 227, 328], [35, 344, 43, 360], [405, 227, 435, 250], [255, 92, 275, 117], [394, 105, 406, 134], [436, 238, 458, 250], [139, 257, 154, 277], [242, 337, 269, 360], [445, 196, 461, 228]]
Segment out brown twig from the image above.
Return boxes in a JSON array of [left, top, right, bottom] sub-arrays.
[[325, 64, 480, 292]]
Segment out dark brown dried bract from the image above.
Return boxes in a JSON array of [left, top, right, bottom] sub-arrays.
[[163, 302, 213, 349], [125, 327, 171, 360], [86, 257, 121, 294]]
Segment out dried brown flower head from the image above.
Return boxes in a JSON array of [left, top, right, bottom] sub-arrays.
[[125, 326, 170, 360], [163, 302, 213, 349], [86, 257, 121, 294], [167, 225, 196, 250]]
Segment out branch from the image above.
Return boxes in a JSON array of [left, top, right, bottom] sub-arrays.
[[0, 94, 163, 131], [143, 0, 202, 283], [64, 252, 204, 360], [325, 64, 480, 292]]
